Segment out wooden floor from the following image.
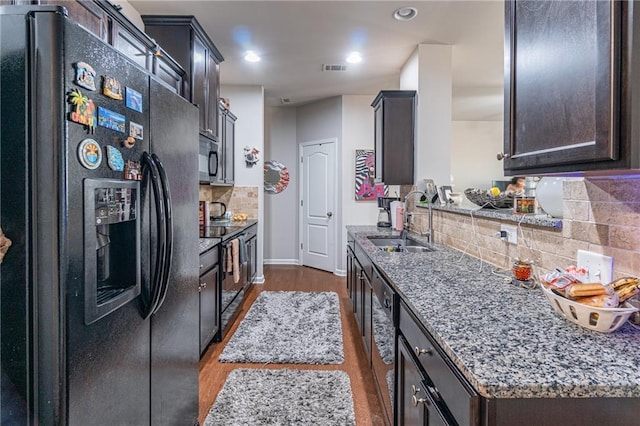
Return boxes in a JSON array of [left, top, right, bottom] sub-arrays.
[[198, 265, 386, 425]]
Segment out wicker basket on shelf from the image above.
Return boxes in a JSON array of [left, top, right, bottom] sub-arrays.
[[463, 188, 514, 209]]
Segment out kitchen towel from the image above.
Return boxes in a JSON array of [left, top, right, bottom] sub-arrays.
[[224, 239, 240, 283], [203, 368, 355, 426], [237, 234, 247, 265]]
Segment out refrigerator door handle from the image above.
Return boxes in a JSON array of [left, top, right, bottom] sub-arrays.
[[151, 153, 173, 315], [141, 152, 166, 319]]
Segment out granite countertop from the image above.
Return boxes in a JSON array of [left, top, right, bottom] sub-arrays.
[[418, 203, 563, 229], [199, 220, 258, 254], [347, 225, 640, 400]]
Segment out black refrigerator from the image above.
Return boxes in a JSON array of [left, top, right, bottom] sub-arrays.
[[0, 6, 200, 425]]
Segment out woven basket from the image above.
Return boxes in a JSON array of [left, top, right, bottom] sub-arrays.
[[464, 188, 514, 209]]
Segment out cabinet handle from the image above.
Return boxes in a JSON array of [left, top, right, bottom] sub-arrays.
[[411, 385, 421, 395], [496, 152, 510, 160], [200, 264, 204, 268], [414, 346, 433, 357], [412, 395, 429, 407], [383, 298, 392, 310], [427, 384, 441, 402], [201, 282, 207, 288]]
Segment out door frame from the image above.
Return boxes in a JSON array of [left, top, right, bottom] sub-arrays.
[[297, 138, 338, 273]]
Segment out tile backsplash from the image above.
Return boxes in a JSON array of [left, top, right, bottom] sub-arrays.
[[410, 177, 640, 280], [199, 185, 258, 219]]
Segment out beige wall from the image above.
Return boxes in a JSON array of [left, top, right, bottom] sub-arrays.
[[411, 177, 640, 280]]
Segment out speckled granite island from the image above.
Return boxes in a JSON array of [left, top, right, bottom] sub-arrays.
[[347, 225, 640, 426]]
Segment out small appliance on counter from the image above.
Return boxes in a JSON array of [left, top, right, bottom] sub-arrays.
[[209, 201, 227, 221], [377, 196, 400, 228]]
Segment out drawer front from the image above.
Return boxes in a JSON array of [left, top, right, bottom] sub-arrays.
[[199, 246, 219, 274], [399, 301, 478, 426]]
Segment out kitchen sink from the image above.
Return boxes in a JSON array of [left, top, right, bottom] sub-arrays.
[[367, 236, 434, 253]]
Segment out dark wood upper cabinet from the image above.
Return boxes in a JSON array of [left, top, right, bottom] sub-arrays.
[[142, 15, 224, 142], [372, 90, 416, 185], [504, 0, 640, 175], [219, 105, 236, 185]]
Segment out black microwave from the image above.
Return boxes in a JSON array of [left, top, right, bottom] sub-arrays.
[[199, 138, 219, 184]]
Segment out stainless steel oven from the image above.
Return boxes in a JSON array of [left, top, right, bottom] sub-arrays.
[[371, 267, 396, 425], [199, 138, 219, 184]]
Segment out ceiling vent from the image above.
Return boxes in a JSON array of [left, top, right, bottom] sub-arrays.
[[280, 97, 292, 104], [322, 64, 348, 72]]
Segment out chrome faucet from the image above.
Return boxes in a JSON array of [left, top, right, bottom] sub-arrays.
[[401, 189, 433, 243]]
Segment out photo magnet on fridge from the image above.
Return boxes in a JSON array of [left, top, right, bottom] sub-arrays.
[[74, 62, 96, 91], [98, 106, 126, 133], [129, 122, 143, 140], [125, 87, 143, 112], [102, 76, 123, 100]]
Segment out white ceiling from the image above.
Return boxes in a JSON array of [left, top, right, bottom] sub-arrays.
[[128, 0, 505, 121]]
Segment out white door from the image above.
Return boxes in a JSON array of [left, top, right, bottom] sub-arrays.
[[300, 140, 336, 272]]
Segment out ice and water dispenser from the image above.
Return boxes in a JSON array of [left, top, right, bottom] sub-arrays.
[[83, 179, 140, 324]]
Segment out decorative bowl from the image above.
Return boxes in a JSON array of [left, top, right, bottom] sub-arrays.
[[463, 188, 514, 209]]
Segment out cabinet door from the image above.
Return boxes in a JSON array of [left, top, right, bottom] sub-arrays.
[[207, 53, 220, 140], [199, 264, 219, 354], [248, 236, 257, 283], [397, 335, 428, 426], [397, 336, 450, 426], [111, 21, 151, 70], [153, 54, 183, 95], [504, 1, 621, 174], [223, 111, 235, 183], [192, 37, 208, 136], [374, 103, 383, 182], [35, 0, 107, 39], [363, 274, 373, 363], [353, 258, 363, 331]]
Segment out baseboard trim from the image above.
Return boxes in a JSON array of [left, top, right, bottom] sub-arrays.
[[263, 259, 300, 265], [252, 275, 265, 284]]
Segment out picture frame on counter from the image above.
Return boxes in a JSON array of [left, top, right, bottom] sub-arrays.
[[439, 185, 453, 204]]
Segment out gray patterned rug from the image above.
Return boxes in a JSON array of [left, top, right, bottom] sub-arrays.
[[219, 291, 344, 364], [203, 368, 355, 426]]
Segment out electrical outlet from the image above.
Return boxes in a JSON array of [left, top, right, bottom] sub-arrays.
[[500, 224, 517, 244], [577, 250, 613, 283]]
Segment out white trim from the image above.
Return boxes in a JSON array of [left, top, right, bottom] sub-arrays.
[[252, 275, 265, 284], [334, 269, 346, 277], [298, 138, 339, 274], [263, 259, 300, 265]]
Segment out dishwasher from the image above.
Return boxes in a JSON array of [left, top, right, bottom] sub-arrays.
[[371, 267, 396, 425]]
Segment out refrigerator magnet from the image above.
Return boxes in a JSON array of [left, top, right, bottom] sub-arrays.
[[74, 62, 96, 91], [97, 107, 126, 133], [67, 89, 96, 134], [129, 122, 143, 140], [122, 136, 136, 149], [125, 87, 143, 112], [102, 76, 123, 100], [106, 145, 125, 171], [78, 138, 102, 170], [124, 160, 142, 181]]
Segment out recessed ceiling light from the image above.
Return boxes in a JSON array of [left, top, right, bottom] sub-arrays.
[[393, 7, 418, 21], [244, 50, 261, 62], [346, 52, 362, 64]]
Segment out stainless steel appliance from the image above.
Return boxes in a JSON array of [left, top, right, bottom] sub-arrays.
[[0, 7, 199, 425], [371, 268, 396, 425], [199, 138, 219, 184]]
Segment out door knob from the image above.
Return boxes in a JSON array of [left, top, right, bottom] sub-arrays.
[[326, 212, 333, 218]]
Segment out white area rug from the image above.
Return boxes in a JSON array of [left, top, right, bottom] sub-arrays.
[[203, 368, 355, 426], [218, 291, 344, 364]]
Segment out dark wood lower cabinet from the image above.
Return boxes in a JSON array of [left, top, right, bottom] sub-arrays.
[[199, 246, 219, 355], [397, 335, 451, 425]]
